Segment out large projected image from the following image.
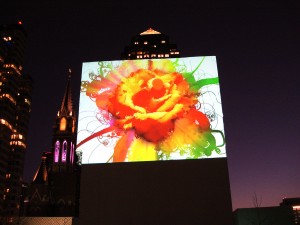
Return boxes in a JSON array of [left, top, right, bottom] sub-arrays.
[[76, 56, 226, 164]]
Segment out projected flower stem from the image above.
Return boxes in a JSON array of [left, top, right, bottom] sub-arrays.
[[76, 126, 116, 149]]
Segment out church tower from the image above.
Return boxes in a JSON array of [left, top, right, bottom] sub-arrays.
[[51, 69, 77, 173], [25, 70, 80, 217]]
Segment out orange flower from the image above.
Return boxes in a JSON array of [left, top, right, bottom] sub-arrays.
[[107, 62, 197, 143]]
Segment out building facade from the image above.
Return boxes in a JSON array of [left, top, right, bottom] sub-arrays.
[[25, 71, 79, 217], [121, 28, 180, 59], [76, 29, 233, 225], [280, 198, 300, 224], [234, 206, 294, 225], [0, 22, 33, 224]]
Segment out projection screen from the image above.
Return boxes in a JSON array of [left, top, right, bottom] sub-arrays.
[[76, 56, 226, 164]]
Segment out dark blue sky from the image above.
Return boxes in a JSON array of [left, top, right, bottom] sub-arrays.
[[2, 1, 300, 210]]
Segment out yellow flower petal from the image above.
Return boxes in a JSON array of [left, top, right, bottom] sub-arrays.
[[128, 138, 158, 161], [152, 59, 176, 73]]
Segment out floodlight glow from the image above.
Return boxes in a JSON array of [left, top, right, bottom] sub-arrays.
[[76, 56, 226, 164]]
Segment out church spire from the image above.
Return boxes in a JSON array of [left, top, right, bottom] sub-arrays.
[[51, 69, 77, 172], [59, 68, 74, 116], [32, 152, 51, 184]]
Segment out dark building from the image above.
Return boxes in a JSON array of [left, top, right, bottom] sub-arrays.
[[280, 197, 300, 224], [75, 30, 233, 225], [24, 152, 52, 216], [121, 28, 180, 59], [234, 206, 294, 225], [25, 70, 80, 217], [0, 22, 33, 224]]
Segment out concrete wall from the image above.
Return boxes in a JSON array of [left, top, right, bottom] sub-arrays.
[[77, 158, 233, 225]]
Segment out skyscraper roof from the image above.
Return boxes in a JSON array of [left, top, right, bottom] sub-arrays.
[[121, 28, 180, 59], [140, 28, 161, 35]]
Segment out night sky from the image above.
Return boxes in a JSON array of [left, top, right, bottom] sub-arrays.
[[2, 1, 299, 210]]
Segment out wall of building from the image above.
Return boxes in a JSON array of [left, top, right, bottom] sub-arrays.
[[77, 158, 233, 225], [13, 217, 73, 225], [234, 206, 294, 225]]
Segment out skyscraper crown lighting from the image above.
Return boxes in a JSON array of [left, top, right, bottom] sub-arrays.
[[121, 28, 180, 59]]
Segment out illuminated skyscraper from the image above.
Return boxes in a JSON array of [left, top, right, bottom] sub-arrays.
[[0, 22, 33, 224], [121, 28, 180, 59]]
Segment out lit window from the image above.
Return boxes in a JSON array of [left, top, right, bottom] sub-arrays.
[[72, 120, 75, 133], [9, 140, 26, 148], [144, 41, 148, 45], [151, 54, 156, 57], [154, 45, 156, 48], [61, 141, 67, 162], [19, 141, 26, 147], [24, 98, 31, 105], [3, 63, 21, 75], [60, 117, 67, 131], [0, 93, 16, 105], [54, 141, 60, 163], [3, 36, 12, 41], [165, 54, 169, 57], [134, 42, 138, 45], [0, 118, 13, 130], [293, 206, 300, 210], [161, 40, 166, 43], [70, 142, 74, 164], [6, 174, 11, 179], [6, 188, 9, 193], [11, 133, 23, 140]]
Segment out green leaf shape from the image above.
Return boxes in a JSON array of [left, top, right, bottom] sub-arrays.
[[190, 146, 205, 159], [190, 77, 219, 92], [180, 57, 219, 92]]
